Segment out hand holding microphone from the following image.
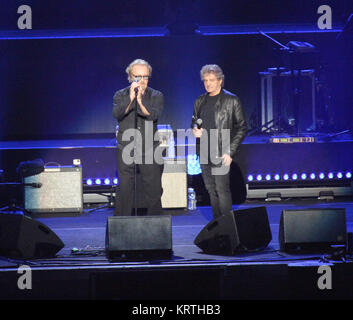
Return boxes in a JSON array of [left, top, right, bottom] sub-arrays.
[[134, 78, 139, 95], [192, 117, 203, 138], [130, 79, 140, 102], [194, 118, 203, 129]]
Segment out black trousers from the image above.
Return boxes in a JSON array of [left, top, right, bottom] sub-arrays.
[[201, 163, 233, 219], [115, 148, 163, 216]]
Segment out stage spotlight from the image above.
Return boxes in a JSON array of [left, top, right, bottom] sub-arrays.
[[319, 173, 325, 179], [248, 175, 254, 182], [265, 174, 271, 181], [292, 173, 298, 180], [86, 178, 93, 185], [113, 178, 118, 185], [283, 174, 289, 181], [256, 174, 262, 181], [104, 178, 111, 185], [274, 174, 280, 181], [301, 173, 307, 180], [337, 172, 343, 179], [310, 173, 316, 180], [95, 178, 102, 185], [346, 172, 352, 179], [328, 172, 334, 179]]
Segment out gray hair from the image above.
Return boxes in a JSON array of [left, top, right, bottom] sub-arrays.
[[200, 64, 224, 86], [125, 59, 152, 82]]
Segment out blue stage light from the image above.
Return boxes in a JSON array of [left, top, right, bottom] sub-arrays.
[[310, 173, 316, 179], [328, 172, 334, 179], [301, 173, 307, 180], [265, 174, 271, 181], [86, 179, 93, 185], [346, 172, 352, 179], [248, 175, 254, 182], [274, 174, 280, 181], [283, 174, 289, 180], [292, 173, 298, 180], [256, 174, 262, 181], [319, 173, 325, 179], [113, 178, 118, 185], [104, 178, 111, 185], [95, 178, 102, 185], [337, 172, 343, 179]]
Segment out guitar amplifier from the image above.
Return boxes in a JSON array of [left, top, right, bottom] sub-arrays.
[[161, 158, 187, 208], [24, 165, 83, 214], [133, 158, 187, 209]]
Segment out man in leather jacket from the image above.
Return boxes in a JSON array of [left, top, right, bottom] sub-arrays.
[[192, 64, 247, 219]]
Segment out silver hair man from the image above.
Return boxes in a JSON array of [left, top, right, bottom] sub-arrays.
[[200, 64, 224, 87], [125, 59, 152, 83]]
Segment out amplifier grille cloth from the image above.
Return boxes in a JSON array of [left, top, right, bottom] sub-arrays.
[[24, 168, 82, 212]]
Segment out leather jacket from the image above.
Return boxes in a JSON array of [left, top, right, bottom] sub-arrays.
[[192, 89, 247, 159]]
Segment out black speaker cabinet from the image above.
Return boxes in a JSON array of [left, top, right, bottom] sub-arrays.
[[194, 207, 272, 255], [279, 208, 347, 252], [0, 213, 64, 259], [105, 215, 172, 260]]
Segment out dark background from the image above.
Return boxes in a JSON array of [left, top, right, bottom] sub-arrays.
[[0, 0, 352, 140], [0, 0, 350, 29]]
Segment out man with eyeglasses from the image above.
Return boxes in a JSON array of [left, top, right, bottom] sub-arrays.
[[113, 59, 164, 216]]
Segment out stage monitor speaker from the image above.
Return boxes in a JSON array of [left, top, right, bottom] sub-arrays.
[[194, 207, 272, 255], [279, 208, 347, 252], [0, 213, 64, 259], [105, 215, 172, 260], [24, 165, 83, 215]]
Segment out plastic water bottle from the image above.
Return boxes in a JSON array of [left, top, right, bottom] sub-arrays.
[[188, 188, 197, 210]]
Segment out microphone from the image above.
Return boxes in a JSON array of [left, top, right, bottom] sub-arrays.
[[134, 79, 139, 95], [25, 182, 42, 188], [193, 118, 203, 129]]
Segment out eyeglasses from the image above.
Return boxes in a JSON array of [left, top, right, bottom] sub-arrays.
[[133, 75, 150, 81]]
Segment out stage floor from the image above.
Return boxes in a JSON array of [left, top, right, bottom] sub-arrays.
[[30, 199, 353, 261], [1, 199, 353, 300]]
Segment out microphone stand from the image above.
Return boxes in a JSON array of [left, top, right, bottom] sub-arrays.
[[0, 182, 41, 187], [133, 89, 138, 216], [0, 182, 38, 215]]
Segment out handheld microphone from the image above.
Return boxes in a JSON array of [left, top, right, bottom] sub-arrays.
[[134, 79, 139, 95], [194, 118, 203, 129], [25, 182, 42, 188]]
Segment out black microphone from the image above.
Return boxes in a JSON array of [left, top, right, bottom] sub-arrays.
[[25, 182, 42, 188], [134, 79, 139, 95], [194, 118, 203, 129]]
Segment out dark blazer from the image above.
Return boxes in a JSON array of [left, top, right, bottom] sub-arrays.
[[192, 89, 247, 159], [112, 86, 164, 150]]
